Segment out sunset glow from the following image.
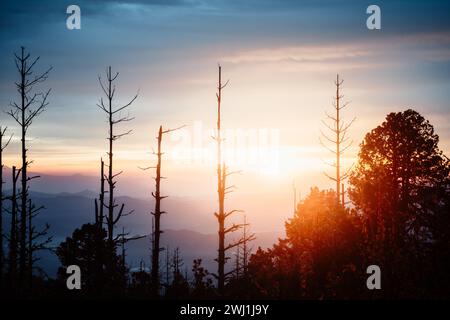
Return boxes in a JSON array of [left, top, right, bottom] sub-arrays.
[[0, 0, 449, 304]]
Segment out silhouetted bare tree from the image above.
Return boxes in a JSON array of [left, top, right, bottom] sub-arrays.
[[97, 66, 138, 275], [141, 124, 184, 296], [165, 247, 189, 298], [232, 214, 255, 280], [320, 74, 355, 205], [234, 243, 241, 279], [212, 65, 254, 293], [240, 214, 254, 277], [118, 226, 129, 288], [6, 47, 51, 289]]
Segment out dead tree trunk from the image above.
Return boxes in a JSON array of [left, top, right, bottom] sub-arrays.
[[215, 65, 226, 292], [147, 125, 184, 296], [27, 199, 32, 287], [151, 126, 164, 294], [99, 159, 105, 227], [292, 180, 297, 214], [234, 245, 240, 279], [234, 214, 254, 279], [320, 74, 354, 206], [165, 245, 170, 289], [8, 166, 21, 289], [213, 65, 255, 293], [171, 247, 183, 280], [94, 159, 105, 227], [0, 127, 12, 283], [97, 66, 137, 276], [7, 47, 51, 289], [151, 216, 154, 271], [119, 227, 127, 288], [241, 214, 253, 276], [94, 158, 106, 292]]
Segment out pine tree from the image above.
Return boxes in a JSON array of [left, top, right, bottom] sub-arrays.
[[349, 109, 450, 297]]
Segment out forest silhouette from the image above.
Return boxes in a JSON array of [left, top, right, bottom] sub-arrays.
[[0, 47, 449, 300]]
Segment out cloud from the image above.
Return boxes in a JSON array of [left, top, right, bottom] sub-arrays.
[[219, 31, 450, 67], [221, 45, 372, 64]]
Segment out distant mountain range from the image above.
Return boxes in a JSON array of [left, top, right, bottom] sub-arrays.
[[0, 166, 291, 233], [0, 166, 287, 278], [1, 187, 279, 278]]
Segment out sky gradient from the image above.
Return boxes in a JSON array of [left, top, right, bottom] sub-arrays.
[[1, 0, 449, 228]]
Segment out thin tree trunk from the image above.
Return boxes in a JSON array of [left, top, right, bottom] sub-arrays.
[[242, 215, 248, 276], [213, 66, 255, 293], [7, 47, 51, 293], [235, 245, 240, 279], [151, 126, 163, 295], [216, 65, 226, 293], [19, 47, 28, 287], [28, 199, 32, 288], [320, 74, 354, 206], [9, 166, 20, 289], [99, 159, 105, 228], [97, 66, 137, 280], [148, 124, 183, 295], [95, 159, 105, 292], [165, 245, 170, 288], [107, 67, 114, 248], [335, 74, 341, 205]]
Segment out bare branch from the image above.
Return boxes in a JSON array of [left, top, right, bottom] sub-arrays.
[[321, 119, 338, 134], [0, 127, 13, 151], [224, 234, 256, 252], [112, 91, 139, 115], [323, 171, 337, 182], [162, 124, 187, 134], [319, 137, 337, 154], [224, 209, 244, 219]]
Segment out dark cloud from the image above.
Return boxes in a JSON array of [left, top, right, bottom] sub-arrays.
[[0, 0, 196, 30]]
